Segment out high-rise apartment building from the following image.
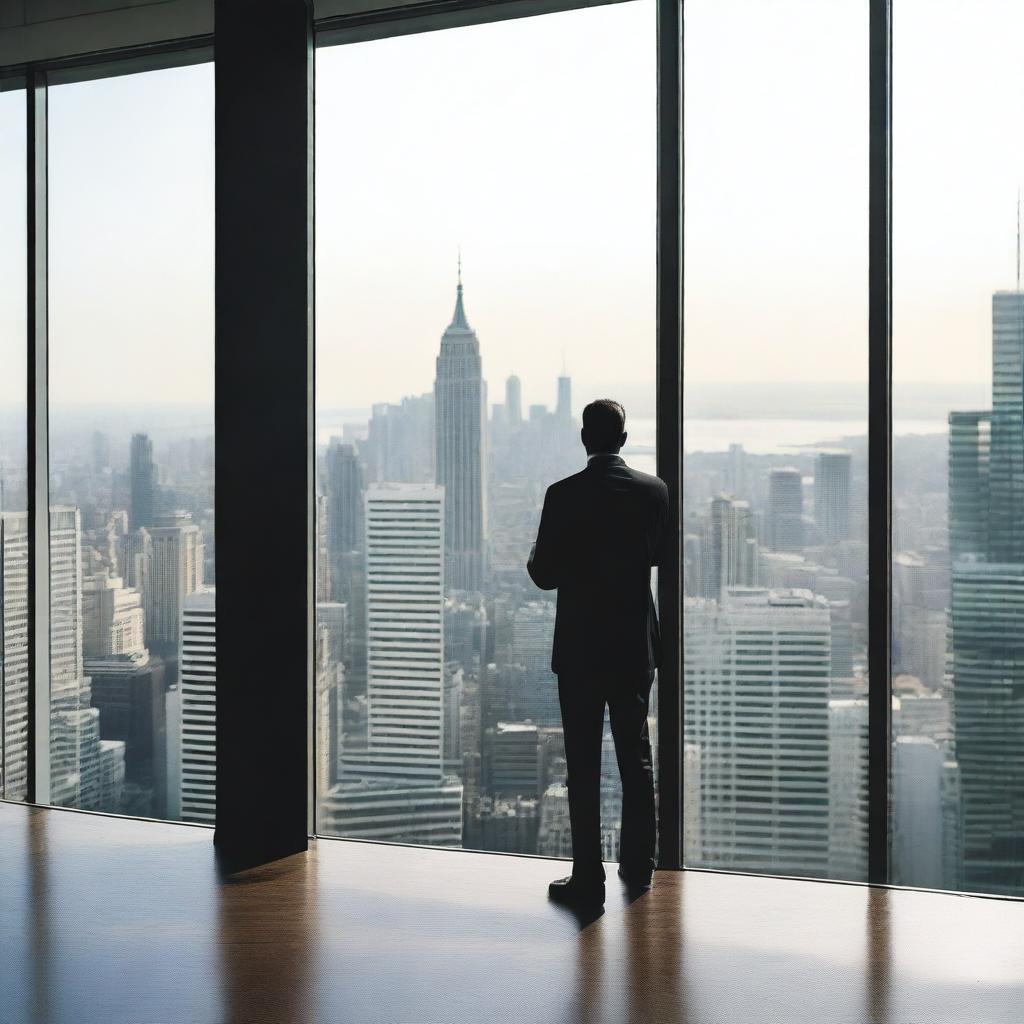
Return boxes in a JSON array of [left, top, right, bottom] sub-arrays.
[[130, 432, 157, 530], [684, 587, 833, 878], [814, 450, 852, 544], [177, 587, 216, 825], [434, 271, 487, 591], [767, 467, 804, 552]]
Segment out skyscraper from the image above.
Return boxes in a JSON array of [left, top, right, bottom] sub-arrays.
[[556, 374, 571, 422], [684, 587, 833, 878], [147, 521, 204, 651], [325, 439, 363, 556], [325, 484, 462, 844], [511, 600, 559, 726], [434, 269, 487, 591], [814, 450, 852, 544], [363, 483, 445, 780], [505, 374, 522, 428], [949, 411, 991, 559], [949, 289, 1024, 894], [81, 573, 146, 659], [987, 291, 1024, 563], [177, 587, 216, 825], [130, 433, 157, 530], [892, 735, 951, 889], [315, 494, 331, 603], [701, 495, 758, 599], [0, 512, 28, 800], [767, 467, 803, 552], [827, 699, 868, 881], [48, 507, 126, 813], [366, 394, 434, 484]]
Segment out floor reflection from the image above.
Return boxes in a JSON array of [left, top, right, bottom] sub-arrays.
[[866, 885, 892, 1024], [4, 803, 1024, 1024], [567, 876, 689, 1024], [28, 808, 52, 1024], [217, 846, 320, 1024], [624, 877, 687, 1023], [569, 911, 605, 1024]]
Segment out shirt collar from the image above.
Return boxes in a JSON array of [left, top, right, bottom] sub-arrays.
[[587, 452, 623, 464]]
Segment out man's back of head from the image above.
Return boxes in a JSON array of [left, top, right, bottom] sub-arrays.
[[581, 399, 627, 456]]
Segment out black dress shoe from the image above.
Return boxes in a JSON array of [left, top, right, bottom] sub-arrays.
[[617, 865, 653, 888], [548, 876, 606, 905]]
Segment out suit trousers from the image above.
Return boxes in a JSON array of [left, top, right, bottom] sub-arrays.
[[556, 671, 657, 882]]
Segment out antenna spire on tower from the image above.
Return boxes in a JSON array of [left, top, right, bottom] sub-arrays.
[[1017, 189, 1021, 292]]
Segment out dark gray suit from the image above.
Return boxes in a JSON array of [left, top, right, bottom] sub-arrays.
[[528, 454, 669, 882]]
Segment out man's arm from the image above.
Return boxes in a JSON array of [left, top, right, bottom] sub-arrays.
[[527, 487, 562, 591]]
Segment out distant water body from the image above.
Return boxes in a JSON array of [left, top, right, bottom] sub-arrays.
[[318, 416, 946, 463]]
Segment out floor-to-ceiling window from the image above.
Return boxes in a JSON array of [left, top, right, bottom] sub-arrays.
[[891, 0, 1024, 897], [45, 63, 214, 823], [0, 84, 28, 802], [314, 1, 657, 855], [682, 0, 869, 881]]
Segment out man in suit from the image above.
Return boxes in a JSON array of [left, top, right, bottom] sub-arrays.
[[528, 399, 669, 905]]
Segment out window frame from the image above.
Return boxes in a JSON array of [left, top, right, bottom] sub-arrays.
[[8, 0, 1018, 903]]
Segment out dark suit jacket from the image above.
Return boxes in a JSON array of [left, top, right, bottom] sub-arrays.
[[527, 454, 670, 679]]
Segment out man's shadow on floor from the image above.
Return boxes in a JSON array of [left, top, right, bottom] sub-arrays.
[[548, 879, 652, 931]]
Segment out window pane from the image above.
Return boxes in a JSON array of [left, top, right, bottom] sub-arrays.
[[47, 65, 214, 822], [683, 1, 869, 880], [892, 1, 1024, 896], [1, 87, 28, 801], [315, 2, 656, 856]]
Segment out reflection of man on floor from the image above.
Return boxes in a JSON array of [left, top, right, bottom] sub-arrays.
[[528, 399, 669, 906]]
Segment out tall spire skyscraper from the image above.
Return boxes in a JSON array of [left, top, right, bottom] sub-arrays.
[[434, 263, 487, 591]]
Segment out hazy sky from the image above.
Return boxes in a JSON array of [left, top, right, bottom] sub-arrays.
[[0, 88, 27, 407], [315, 1, 655, 414], [3, 0, 1024, 413]]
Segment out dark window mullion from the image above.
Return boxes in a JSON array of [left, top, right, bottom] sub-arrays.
[[656, 0, 683, 871], [868, 0, 893, 887], [26, 68, 50, 807]]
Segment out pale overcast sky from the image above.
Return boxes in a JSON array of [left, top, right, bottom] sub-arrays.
[[3, 0, 1024, 412]]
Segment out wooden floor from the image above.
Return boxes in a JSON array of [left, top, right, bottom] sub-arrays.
[[1, 802, 1022, 1024]]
